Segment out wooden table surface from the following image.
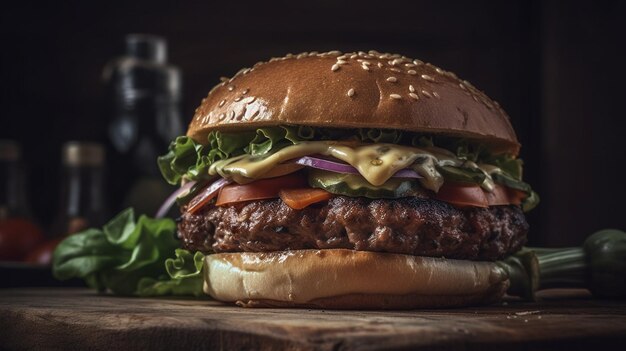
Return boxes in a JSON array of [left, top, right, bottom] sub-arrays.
[[1, 288, 625, 350]]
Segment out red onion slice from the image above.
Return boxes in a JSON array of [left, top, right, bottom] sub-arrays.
[[185, 177, 232, 214], [155, 180, 197, 219], [294, 156, 421, 178]]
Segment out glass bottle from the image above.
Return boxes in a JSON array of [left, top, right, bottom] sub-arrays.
[[52, 142, 108, 237], [0, 140, 43, 261], [0, 140, 29, 219], [103, 34, 183, 216]]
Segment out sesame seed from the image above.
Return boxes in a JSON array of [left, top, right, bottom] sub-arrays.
[[409, 92, 419, 100], [218, 112, 226, 120], [405, 63, 416, 68], [358, 51, 367, 57], [242, 96, 256, 104], [228, 110, 235, 120], [390, 68, 401, 72], [328, 50, 342, 56], [337, 59, 347, 65], [435, 68, 444, 74], [361, 64, 370, 71], [388, 60, 396, 66], [242, 89, 249, 95], [350, 54, 358, 59], [413, 59, 423, 65], [331, 64, 340, 72], [459, 83, 466, 90], [219, 99, 226, 107], [347, 88, 355, 97], [390, 94, 402, 100], [432, 91, 440, 98], [234, 96, 242, 102], [409, 85, 415, 93], [377, 62, 384, 68], [361, 61, 371, 66], [228, 86, 235, 91], [472, 95, 479, 102], [407, 70, 417, 75], [421, 74, 435, 82], [220, 76, 229, 82], [421, 90, 432, 98], [386, 76, 398, 83]]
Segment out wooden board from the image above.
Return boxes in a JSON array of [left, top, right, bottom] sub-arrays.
[[1, 288, 625, 350]]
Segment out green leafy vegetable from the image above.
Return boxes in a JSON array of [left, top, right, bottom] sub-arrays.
[[52, 208, 205, 297], [157, 125, 538, 212], [137, 249, 205, 297]]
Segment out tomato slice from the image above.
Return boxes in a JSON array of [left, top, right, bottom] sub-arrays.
[[216, 173, 308, 206], [506, 188, 527, 206], [434, 182, 488, 208], [279, 188, 333, 210], [486, 184, 511, 206]]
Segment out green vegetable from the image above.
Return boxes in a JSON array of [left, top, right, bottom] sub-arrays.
[[137, 249, 205, 297], [53, 208, 205, 297], [308, 169, 421, 199], [158, 126, 529, 185], [499, 229, 626, 300], [437, 165, 486, 185], [491, 173, 539, 212]]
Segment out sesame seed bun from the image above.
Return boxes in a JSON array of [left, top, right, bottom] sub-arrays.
[[203, 249, 510, 309], [188, 50, 520, 155]]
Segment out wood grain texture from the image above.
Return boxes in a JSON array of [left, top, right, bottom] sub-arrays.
[[0, 288, 625, 351]]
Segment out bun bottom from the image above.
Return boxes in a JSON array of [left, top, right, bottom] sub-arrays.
[[203, 249, 509, 309]]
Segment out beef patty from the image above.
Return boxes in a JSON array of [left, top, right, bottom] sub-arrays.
[[178, 196, 528, 261]]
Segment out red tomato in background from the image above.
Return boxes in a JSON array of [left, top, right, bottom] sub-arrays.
[[25, 239, 62, 266], [0, 218, 44, 261]]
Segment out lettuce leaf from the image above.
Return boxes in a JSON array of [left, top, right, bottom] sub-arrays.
[[156, 126, 537, 211], [157, 126, 323, 185], [137, 249, 205, 297], [52, 208, 205, 297]]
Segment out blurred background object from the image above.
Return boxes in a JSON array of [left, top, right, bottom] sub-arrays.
[[103, 34, 183, 216], [0, 0, 624, 247], [0, 140, 44, 262], [52, 142, 107, 238]]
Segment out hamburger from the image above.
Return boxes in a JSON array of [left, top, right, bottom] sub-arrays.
[[158, 50, 538, 309]]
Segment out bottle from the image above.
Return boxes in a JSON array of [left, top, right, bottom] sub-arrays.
[[0, 140, 44, 261], [51, 142, 108, 237], [103, 34, 183, 216], [0, 140, 30, 219]]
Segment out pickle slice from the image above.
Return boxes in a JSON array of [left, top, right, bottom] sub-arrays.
[[307, 169, 422, 199]]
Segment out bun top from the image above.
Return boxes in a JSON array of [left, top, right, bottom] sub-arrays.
[[189, 51, 520, 155]]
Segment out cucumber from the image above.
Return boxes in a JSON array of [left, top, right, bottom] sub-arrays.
[[307, 169, 421, 199]]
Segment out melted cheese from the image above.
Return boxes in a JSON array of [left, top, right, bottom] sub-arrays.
[[209, 141, 500, 192]]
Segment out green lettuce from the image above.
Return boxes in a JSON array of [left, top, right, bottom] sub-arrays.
[[156, 125, 538, 211], [52, 208, 205, 296]]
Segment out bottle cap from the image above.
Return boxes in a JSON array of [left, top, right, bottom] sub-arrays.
[[62, 142, 105, 167], [0, 139, 21, 161], [125, 34, 167, 64]]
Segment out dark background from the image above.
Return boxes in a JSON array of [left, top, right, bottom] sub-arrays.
[[1, 0, 624, 246]]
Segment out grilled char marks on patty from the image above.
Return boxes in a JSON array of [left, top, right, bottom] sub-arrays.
[[178, 197, 528, 261]]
